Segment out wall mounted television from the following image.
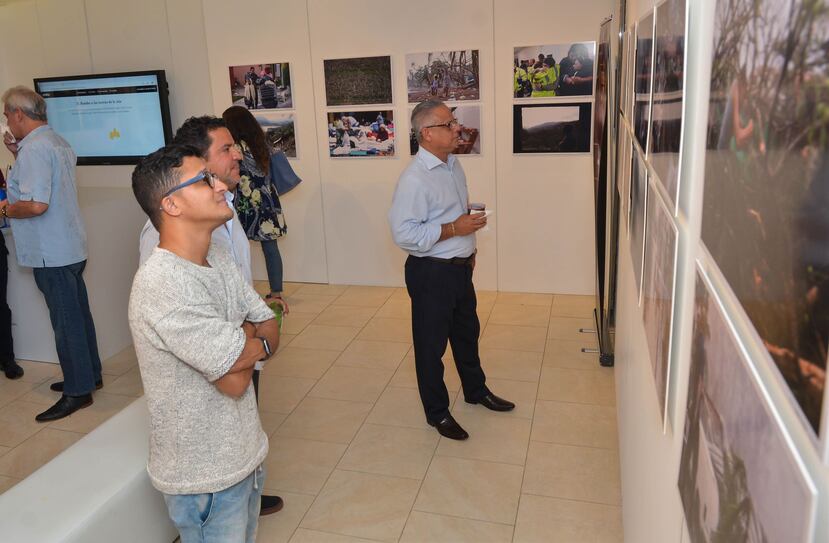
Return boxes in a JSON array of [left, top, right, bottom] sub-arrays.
[[33, 70, 172, 165]]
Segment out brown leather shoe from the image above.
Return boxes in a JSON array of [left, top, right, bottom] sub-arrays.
[[427, 414, 469, 440], [1, 359, 23, 380], [465, 393, 515, 412], [260, 494, 284, 516], [35, 394, 93, 422]]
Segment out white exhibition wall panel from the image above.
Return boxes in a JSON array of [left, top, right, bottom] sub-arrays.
[[35, 0, 93, 78], [493, 0, 608, 294], [306, 0, 498, 288], [203, 0, 329, 284]]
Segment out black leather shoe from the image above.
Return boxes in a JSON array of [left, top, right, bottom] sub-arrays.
[[1, 360, 24, 380], [50, 379, 103, 392], [466, 393, 515, 412], [35, 394, 93, 422], [260, 494, 284, 516], [427, 414, 469, 440]]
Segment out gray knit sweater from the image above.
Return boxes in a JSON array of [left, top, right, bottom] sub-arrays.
[[128, 244, 272, 494]]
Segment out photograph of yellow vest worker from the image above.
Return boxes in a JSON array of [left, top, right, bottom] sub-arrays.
[[513, 42, 596, 98]]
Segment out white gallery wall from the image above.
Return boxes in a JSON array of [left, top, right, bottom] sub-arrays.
[[0, 0, 610, 356]]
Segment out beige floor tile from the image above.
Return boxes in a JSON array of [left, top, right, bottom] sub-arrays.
[[263, 437, 347, 495], [523, 442, 621, 505], [291, 325, 361, 351], [547, 317, 596, 342], [356, 318, 412, 344], [0, 445, 10, 457], [436, 408, 531, 466], [295, 283, 350, 296], [0, 428, 84, 479], [255, 491, 317, 543], [514, 494, 623, 543], [488, 303, 551, 328], [388, 288, 410, 302], [496, 292, 553, 306], [400, 511, 513, 543], [289, 529, 378, 543], [265, 347, 340, 380], [277, 334, 296, 353], [480, 348, 543, 383], [18, 380, 63, 406], [15, 360, 61, 384], [308, 366, 393, 403], [338, 423, 438, 480], [375, 299, 411, 320], [332, 286, 395, 308], [313, 305, 378, 328], [531, 400, 618, 450], [276, 397, 372, 444], [0, 378, 39, 408], [259, 411, 288, 437], [281, 313, 317, 336], [543, 339, 600, 370], [414, 456, 523, 525], [258, 376, 317, 414], [334, 340, 410, 371], [477, 302, 494, 325], [101, 366, 144, 397], [453, 378, 538, 420], [0, 400, 48, 448], [301, 469, 420, 542], [389, 354, 461, 393], [537, 367, 615, 406], [366, 387, 440, 430], [101, 345, 138, 377], [47, 392, 136, 434], [475, 290, 498, 305], [550, 295, 596, 318], [284, 293, 339, 315], [0, 475, 20, 494], [480, 325, 547, 353], [282, 282, 304, 295]]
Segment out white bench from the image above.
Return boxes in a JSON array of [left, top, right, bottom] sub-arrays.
[[0, 397, 177, 542]]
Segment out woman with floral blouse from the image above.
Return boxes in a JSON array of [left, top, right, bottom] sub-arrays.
[[222, 106, 289, 309]]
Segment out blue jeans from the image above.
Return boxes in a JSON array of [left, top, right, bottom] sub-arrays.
[[261, 239, 283, 294], [164, 465, 264, 543], [32, 260, 101, 396]]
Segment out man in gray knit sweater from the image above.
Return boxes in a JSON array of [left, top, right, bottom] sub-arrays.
[[128, 144, 279, 542]]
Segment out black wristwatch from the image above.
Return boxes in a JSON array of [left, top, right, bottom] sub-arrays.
[[258, 337, 272, 359]]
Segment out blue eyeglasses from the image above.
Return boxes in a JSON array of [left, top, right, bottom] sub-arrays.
[[162, 170, 218, 199]]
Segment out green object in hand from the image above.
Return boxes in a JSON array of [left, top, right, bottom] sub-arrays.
[[269, 302, 283, 330]]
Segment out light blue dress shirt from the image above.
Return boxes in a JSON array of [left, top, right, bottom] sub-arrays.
[[389, 147, 475, 259], [7, 125, 87, 267]]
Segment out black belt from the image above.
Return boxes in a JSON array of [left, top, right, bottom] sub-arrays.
[[419, 254, 475, 267]]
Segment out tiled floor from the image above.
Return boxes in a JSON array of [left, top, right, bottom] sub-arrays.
[[0, 282, 623, 542]]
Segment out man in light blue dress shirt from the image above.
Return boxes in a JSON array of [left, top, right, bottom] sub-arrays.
[[389, 100, 514, 441], [1, 86, 102, 422]]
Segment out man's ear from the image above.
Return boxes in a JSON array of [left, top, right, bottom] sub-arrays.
[[159, 196, 183, 219]]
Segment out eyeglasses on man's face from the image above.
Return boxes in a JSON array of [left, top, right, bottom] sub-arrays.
[[162, 170, 218, 199], [424, 118, 460, 130]]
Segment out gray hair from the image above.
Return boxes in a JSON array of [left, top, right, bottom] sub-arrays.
[[2, 86, 48, 122], [411, 99, 447, 144]]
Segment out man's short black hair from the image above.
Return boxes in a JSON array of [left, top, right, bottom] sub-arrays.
[[132, 144, 203, 230], [172, 116, 226, 158]]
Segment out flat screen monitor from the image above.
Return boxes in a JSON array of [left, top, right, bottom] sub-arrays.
[[33, 70, 172, 165]]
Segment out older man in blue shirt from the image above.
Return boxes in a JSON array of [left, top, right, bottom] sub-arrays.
[[389, 100, 514, 441], [2, 86, 102, 422]]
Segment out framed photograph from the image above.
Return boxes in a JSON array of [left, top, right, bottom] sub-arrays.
[[513, 42, 596, 98], [700, 0, 829, 445], [252, 112, 296, 159], [630, 146, 648, 302], [410, 104, 480, 155], [620, 28, 634, 119], [678, 265, 817, 543], [648, 0, 688, 211], [513, 103, 592, 154], [406, 50, 479, 103], [641, 184, 678, 427], [323, 56, 393, 107], [616, 123, 632, 236], [327, 110, 394, 158], [228, 63, 292, 110], [633, 12, 654, 152]]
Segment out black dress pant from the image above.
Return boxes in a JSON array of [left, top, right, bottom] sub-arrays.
[[0, 234, 14, 364], [405, 255, 488, 422]]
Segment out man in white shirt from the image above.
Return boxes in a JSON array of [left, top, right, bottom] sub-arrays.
[[138, 115, 284, 516]]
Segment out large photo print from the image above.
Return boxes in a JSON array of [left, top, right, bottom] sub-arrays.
[[328, 110, 394, 157], [406, 50, 479, 102], [678, 269, 815, 543], [228, 63, 292, 110], [253, 112, 296, 158], [410, 105, 480, 155], [513, 42, 596, 98], [633, 12, 654, 152], [323, 56, 393, 106], [513, 103, 592, 154], [700, 0, 829, 437]]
